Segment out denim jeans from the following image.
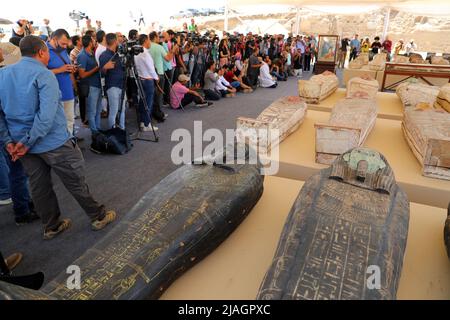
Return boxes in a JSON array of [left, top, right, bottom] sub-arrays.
[[87, 86, 103, 133], [106, 87, 125, 130], [0, 147, 31, 217], [139, 79, 155, 127]]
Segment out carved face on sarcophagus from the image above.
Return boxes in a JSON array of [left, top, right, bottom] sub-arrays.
[[258, 148, 410, 300]]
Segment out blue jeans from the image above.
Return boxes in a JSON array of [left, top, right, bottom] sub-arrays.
[[107, 87, 125, 130], [139, 79, 155, 127], [0, 147, 31, 217], [87, 86, 103, 132]]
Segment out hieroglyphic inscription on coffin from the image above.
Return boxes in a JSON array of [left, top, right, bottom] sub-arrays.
[[257, 148, 410, 300], [315, 98, 378, 165], [402, 108, 450, 180], [236, 96, 307, 153], [298, 71, 339, 104], [34, 156, 264, 300]]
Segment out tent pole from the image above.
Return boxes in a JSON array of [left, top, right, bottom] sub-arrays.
[[382, 7, 391, 41], [224, 0, 229, 32], [295, 6, 301, 35]]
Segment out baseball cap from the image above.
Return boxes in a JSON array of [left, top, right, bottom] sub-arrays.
[[178, 74, 190, 82]]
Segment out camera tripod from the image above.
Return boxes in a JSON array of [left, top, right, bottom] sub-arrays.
[[119, 54, 159, 143]]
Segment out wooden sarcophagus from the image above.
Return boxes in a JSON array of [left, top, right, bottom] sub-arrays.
[[368, 53, 387, 71], [315, 98, 378, 165], [396, 82, 440, 109], [435, 84, 450, 113], [0, 148, 264, 300], [257, 148, 410, 300], [402, 107, 450, 180], [236, 96, 307, 154], [346, 76, 379, 100], [298, 71, 339, 104]]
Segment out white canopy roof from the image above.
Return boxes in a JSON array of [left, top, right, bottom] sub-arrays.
[[228, 0, 450, 16]]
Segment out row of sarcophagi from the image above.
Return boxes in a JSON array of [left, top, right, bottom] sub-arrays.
[[0, 147, 428, 300]]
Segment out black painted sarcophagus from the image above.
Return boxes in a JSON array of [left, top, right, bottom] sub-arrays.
[[257, 148, 410, 300], [0, 147, 264, 300], [445, 202, 450, 259]]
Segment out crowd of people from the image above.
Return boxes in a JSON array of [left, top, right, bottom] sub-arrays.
[[0, 16, 320, 250], [337, 33, 419, 68]]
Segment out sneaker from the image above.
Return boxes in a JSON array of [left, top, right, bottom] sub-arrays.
[[162, 103, 170, 108], [0, 198, 12, 206], [207, 102, 214, 107], [195, 102, 209, 108], [5, 253, 23, 271], [163, 113, 168, 119], [15, 212, 40, 226], [142, 126, 158, 132], [43, 219, 72, 240], [91, 210, 117, 231]]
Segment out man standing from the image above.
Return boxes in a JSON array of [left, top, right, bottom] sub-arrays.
[[162, 31, 175, 107], [0, 36, 116, 240], [82, 19, 96, 35], [338, 37, 349, 68], [349, 34, 360, 62], [405, 39, 417, 56], [78, 35, 114, 134], [39, 19, 52, 38], [149, 31, 174, 122], [188, 19, 198, 33], [247, 47, 262, 88], [99, 33, 126, 130], [135, 34, 159, 132], [382, 35, 393, 61], [47, 29, 77, 135], [95, 31, 107, 66]]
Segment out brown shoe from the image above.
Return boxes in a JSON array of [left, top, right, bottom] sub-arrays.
[[91, 210, 117, 231], [43, 219, 72, 240], [5, 253, 23, 271]]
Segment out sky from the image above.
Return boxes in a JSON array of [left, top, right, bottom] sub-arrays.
[[1, 0, 227, 32]]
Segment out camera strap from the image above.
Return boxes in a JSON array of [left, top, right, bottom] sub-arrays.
[[53, 50, 69, 66]]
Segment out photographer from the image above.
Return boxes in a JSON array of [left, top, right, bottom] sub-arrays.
[[77, 35, 115, 134], [247, 47, 262, 88], [12, 19, 34, 39], [219, 38, 230, 67], [162, 31, 176, 106], [47, 29, 77, 135], [99, 33, 126, 130], [134, 34, 159, 132], [171, 74, 211, 109], [203, 61, 221, 101]]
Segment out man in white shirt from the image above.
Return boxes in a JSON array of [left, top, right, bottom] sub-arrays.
[[405, 39, 418, 56], [39, 19, 52, 38], [134, 34, 160, 132], [259, 57, 277, 88], [95, 31, 107, 65], [215, 66, 236, 98]]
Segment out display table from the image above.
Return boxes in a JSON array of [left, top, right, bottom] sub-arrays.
[[307, 88, 404, 121], [267, 109, 450, 209], [343, 66, 450, 91], [161, 176, 450, 300]]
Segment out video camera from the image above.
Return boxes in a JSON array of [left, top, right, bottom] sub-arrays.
[[118, 40, 144, 57], [69, 10, 89, 22]]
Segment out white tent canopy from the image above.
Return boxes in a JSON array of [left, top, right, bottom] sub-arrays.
[[228, 0, 450, 15]]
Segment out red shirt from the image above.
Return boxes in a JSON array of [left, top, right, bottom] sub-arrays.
[[383, 40, 392, 53], [224, 71, 235, 84]]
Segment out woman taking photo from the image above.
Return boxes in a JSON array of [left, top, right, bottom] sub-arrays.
[[219, 38, 230, 68]]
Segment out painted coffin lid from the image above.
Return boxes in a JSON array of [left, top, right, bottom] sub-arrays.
[[368, 53, 388, 71], [346, 76, 379, 100], [298, 71, 339, 104], [431, 56, 450, 66], [434, 84, 450, 113], [396, 82, 440, 109], [402, 108, 450, 180], [349, 53, 370, 69], [236, 96, 307, 153], [0, 149, 263, 300], [315, 98, 378, 165], [257, 148, 410, 300]]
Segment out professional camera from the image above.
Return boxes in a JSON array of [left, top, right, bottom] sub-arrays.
[[118, 40, 144, 56]]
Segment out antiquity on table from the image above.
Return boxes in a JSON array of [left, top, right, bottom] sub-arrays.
[[402, 107, 450, 180], [298, 71, 339, 104], [315, 98, 378, 165], [395, 82, 440, 109], [236, 96, 307, 154], [0, 148, 264, 300], [257, 148, 410, 300], [346, 76, 379, 100]]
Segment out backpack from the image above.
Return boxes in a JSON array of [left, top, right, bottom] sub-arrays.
[[90, 128, 133, 155]]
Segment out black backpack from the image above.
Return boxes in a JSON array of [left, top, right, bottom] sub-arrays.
[[90, 128, 133, 155]]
